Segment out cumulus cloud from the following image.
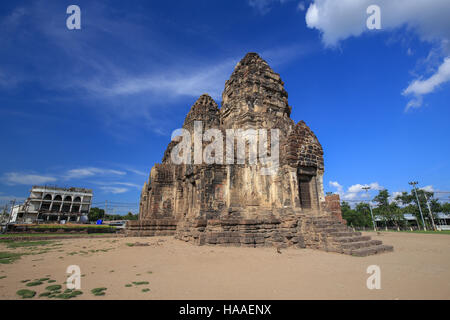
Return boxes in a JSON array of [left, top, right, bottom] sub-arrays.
[[305, 0, 450, 110], [305, 0, 450, 47], [328, 181, 383, 201], [3, 172, 57, 185], [420, 185, 434, 192], [329, 181, 343, 194]]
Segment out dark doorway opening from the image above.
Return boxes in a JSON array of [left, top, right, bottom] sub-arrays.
[[299, 175, 312, 209]]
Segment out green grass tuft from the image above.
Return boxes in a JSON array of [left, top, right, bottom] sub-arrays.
[[0, 252, 25, 264], [91, 287, 107, 296], [17, 289, 36, 299], [46, 284, 62, 291], [26, 280, 43, 287]]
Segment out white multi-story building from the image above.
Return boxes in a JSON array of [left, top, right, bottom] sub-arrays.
[[10, 186, 93, 223]]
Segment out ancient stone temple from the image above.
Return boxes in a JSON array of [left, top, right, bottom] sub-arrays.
[[126, 53, 393, 256]]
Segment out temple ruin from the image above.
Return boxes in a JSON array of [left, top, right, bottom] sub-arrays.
[[126, 53, 393, 256]]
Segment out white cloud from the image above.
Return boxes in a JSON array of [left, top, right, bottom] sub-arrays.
[[3, 172, 57, 185], [329, 181, 343, 194], [305, 0, 450, 110], [64, 167, 126, 180], [126, 169, 148, 177], [248, 0, 294, 14], [305, 0, 450, 47], [328, 181, 383, 201], [420, 185, 434, 192], [403, 57, 450, 110], [100, 186, 129, 194], [297, 2, 306, 12], [0, 194, 26, 203]]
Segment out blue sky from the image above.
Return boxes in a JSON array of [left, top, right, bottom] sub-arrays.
[[1, 0, 449, 213]]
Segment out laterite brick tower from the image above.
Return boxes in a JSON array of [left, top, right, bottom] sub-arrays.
[[126, 53, 393, 256]]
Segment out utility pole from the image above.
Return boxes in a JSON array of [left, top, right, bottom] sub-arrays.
[[362, 186, 377, 231], [104, 200, 107, 221], [423, 193, 436, 231], [409, 181, 426, 231], [1, 204, 6, 223], [4, 199, 16, 234]]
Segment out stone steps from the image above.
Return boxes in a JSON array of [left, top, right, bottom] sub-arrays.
[[333, 235, 372, 243], [340, 239, 382, 250], [300, 213, 393, 256], [345, 244, 394, 257]]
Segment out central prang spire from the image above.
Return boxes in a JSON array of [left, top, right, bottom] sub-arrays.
[[220, 52, 292, 130]]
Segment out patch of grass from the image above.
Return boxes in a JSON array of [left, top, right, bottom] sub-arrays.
[[16, 289, 36, 299], [363, 229, 450, 235], [125, 284, 132, 287], [0, 251, 25, 264], [142, 288, 150, 292], [3, 240, 54, 248], [46, 284, 62, 291], [125, 243, 135, 247], [0, 233, 113, 238], [147, 271, 153, 274], [48, 279, 56, 283], [91, 287, 107, 296], [0, 275, 6, 279], [132, 281, 149, 286], [39, 291, 52, 297], [21, 279, 31, 283], [39, 277, 50, 281], [26, 280, 43, 287]]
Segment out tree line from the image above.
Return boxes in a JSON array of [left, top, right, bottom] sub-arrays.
[[88, 207, 138, 222], [341, 189, 450, 229]]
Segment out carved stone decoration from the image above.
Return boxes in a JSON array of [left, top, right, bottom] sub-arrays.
[[127, 53, 393, 256]]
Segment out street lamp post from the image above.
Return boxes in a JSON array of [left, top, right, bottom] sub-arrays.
[[362, 186, 377, 231], [409, 181, 426, 231]]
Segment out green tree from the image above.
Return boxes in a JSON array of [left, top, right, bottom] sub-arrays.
[[341, 201, 372, 228], [373, 189, 404, 228], [395, 189, 438, 229], [88, 207, 105, 222], [441, 202, 450, 214], [123, 212, 138, 220]]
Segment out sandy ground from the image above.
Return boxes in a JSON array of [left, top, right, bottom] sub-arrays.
[[0, 232, 449, 300]]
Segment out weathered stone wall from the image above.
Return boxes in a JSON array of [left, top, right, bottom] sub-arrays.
[[325, 194, 345, 224]]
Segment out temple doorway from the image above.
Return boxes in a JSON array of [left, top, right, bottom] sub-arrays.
[[298, 175, 312, 209]]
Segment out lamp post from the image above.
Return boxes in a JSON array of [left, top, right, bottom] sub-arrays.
[[409, 181, 426, 231], [362, 186, 376, 231]]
